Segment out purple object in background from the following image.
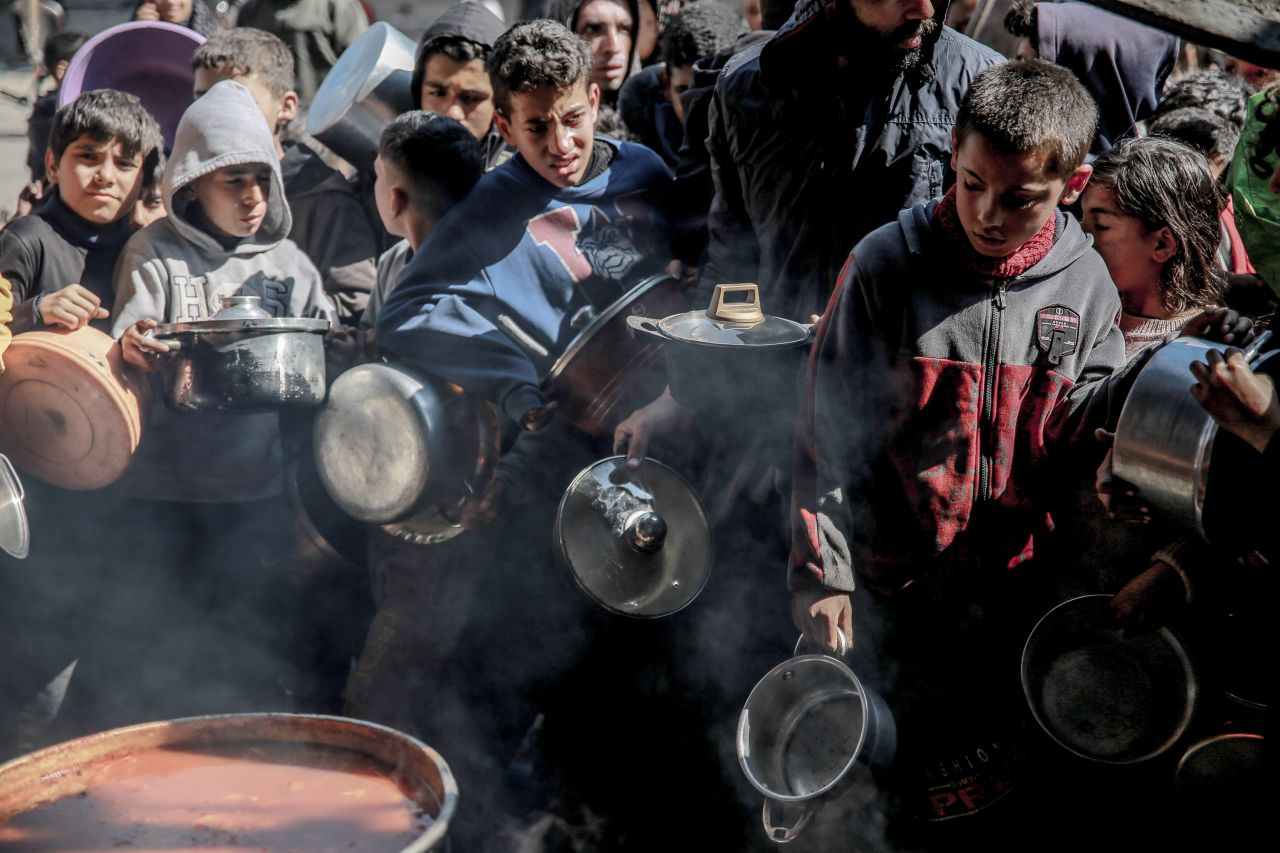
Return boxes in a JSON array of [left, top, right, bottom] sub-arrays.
[[58, 21, 206, 151]]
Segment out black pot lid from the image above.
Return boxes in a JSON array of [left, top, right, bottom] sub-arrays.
[[0, 454, 30, 559], [656, 282, 810, 349], [555, 456, 712, 618]]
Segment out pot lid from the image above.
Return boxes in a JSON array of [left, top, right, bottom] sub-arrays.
[[555, 456, 712, 618], [656, 283, 810, 348], [0, 454, 30, 559]]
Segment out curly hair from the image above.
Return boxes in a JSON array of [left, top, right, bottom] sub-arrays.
[[1091, 137, 1225, 314], [488, 20, 593, 114], [661, 1, 748, 69]]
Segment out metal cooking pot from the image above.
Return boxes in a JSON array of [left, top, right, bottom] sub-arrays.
[[287, 454, 368, 573], [554, 456, 712, 618], [306, 22, 416, 174], [1113, 334, 1276, 539], [738, 630, 896, 844], [1021, 594, 1197, 765], [150, 297, 330, 413], [1174, 732, 1265, 826], [0, 713, 456, 851], [544, 274, 691, 436], [626, 283, 813, 411], [0, 454, 29, 560], [313, 362, 499, 546]]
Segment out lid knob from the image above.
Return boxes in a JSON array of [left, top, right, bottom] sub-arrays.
[[707, 283, 765, 325], [623, 509, 667, 554], [213, 294, 271, 320]]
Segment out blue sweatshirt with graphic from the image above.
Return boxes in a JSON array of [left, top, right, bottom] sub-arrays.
[[376, 139, 672, 424]]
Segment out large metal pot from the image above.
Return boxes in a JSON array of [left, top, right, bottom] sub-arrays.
[[544, 274, 691, 436], [1173, 732, 1265, 827], [1112, 336, 1276, 540], [0, 713, 455, 850], [313, 362, 499, 546], [0, 454, 29, 559], [626, 283, 813, 411], [150, 299, 330, 412], [1021, 594, 1197, 765], [737, 633, 896, 844]]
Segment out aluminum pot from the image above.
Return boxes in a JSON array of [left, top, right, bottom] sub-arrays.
[[626, 283, 813, 411], [313, 362, 499, 546], [1173, 732, 1265, 826], [0, 713, 455, 850], [150, 306, 330, 412], [738, 631, 896, 844], [544, 274, 691, 436], [1021, 594, 1197, 765], [0, 454, 29, 560]]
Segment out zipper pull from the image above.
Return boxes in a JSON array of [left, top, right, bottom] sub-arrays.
[[994, 283, 1007, 310]]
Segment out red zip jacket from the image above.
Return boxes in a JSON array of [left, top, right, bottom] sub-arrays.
[[792, 200, 1135, 598]]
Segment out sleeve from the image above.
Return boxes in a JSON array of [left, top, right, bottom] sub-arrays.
[[110, 240, 172, 336], [0, 273, 13, 369], [789, 254, 897, 595], [1045, 295, 1143, 449], [360, 242, 407, 331], [697, 86, 761, 304], [299, 191, 379, 323], [0, 226, 38, 305], [285, 244, 338, 322]]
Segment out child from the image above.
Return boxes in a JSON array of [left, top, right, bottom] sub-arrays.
[[2, 89, 162, 335], [790, 60, 1242, 840], [376, 19, 672, 429], [1082, 136, 1226, 360], [410, 0, 509, 169], [192, 27, 379, 324]]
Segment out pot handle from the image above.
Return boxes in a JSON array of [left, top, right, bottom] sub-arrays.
[[141, 328, 183, 353], [707, 283, 765, 324], [793, 626, 849, 658], [0, 454, 24, 501], [625, 314, 667, 340], [762, 798, 817, 844]]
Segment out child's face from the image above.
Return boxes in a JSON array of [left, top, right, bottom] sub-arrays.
[[495, 82, 600, 189], [46, 134, 145, 224], [577, 0, 634, 93], [372, 154, 407, 238], [131, 187, 166, 231], [420, 54, 496, 143], [193, 67, 296, 140], [664, 63, 693, 125], [190, 163, 272, 238], [1081, 185, 1171, 302], [950, 131, 1090, 258]]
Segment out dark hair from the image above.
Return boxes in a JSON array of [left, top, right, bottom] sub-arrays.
[[1003, 0, 1038, 46], [49, 89, 163, 164], [487, 20, 592, 114], [661, 1, 748, 69], [1155, 70, 1250, 134], [1091, 136, 1225, 313], [1248, 84, 1280, 181], [1148, 106, 1238, 163], [760, 0, 794, 31], [42, 31, 87, 80], [192, 28, 295, 99], [955, 59, 1097, 177], [411, 36, 490, 110], [378, 111, 484, 221]]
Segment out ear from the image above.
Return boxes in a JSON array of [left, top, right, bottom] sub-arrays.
[[494, 110, 516, 147], [44, 148, 57, 184], [277, 90, 299, 131], [1061, 163, 1093, 205], [389, 185, 410, 220], [949, 128, 959, 174], [1151, 225, 1178, 264], [588, 82, 601, 125]]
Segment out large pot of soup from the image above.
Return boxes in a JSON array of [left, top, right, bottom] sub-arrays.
[[0, 713, 456, 851]]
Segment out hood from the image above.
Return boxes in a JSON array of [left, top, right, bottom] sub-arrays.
[[547, 0, 642, 95], [690, 30, 773, 89], [411, 0, 508, 110], [760, 0, 951, 92], [1036, 2, 1179, 153], [162, 79, 290, 257], [901, 200, 1094, 282]]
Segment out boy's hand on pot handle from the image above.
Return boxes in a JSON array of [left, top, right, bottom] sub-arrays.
[[40, 284, 109, 330], [1189, 348, 1280, 453], [791, 587, 853, 655], [120, 318, 173, 371]]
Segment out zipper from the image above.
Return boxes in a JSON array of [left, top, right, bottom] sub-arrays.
[[977, 281, 1007, 503]]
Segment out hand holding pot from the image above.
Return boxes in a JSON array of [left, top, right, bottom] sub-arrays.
[[612, 388, 693, 470], [791, 585, 853, 655], [1179, 306, 1253, 347], [1189, 348, 1280, 453], [40, 284, 109, 331], [1094, 429, 1151, 524], [120, 318, 175, 371], [1111, 560, 1188, 631]]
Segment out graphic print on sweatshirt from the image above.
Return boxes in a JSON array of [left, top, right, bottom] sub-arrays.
[[168, 271, 296, 321], [527, 198, 653, 288]]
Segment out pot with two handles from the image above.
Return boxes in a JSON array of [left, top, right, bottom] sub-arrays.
[[738, 630, 897, 843]]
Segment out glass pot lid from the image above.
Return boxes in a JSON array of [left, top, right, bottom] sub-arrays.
[[656, 283, 811, 348]]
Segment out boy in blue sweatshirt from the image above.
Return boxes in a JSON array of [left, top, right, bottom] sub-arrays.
[[376, 18, 673, 429]]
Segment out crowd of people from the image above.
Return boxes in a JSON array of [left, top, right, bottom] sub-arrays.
[[0, 1, 1276, 850]]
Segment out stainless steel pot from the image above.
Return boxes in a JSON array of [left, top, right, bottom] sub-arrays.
[[1021, 594, 1197, 764], [313, 362, 499, 546], [1174, 732, 1265, 824], [1113, 335, 1275, 538], [150, 310, 330, 413], [0, 454, 29, 560], [738, 631, 896, 843]]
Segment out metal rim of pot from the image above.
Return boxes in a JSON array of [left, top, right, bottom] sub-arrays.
[[546, 274, 680, 379], [626, 282, 813, 351], [1020, 594, 1198, 765], [0, 453, 30, 560], [151, 317, 331, 338]]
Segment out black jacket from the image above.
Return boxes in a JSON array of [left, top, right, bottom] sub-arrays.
[[701, 0, 1000, 321]]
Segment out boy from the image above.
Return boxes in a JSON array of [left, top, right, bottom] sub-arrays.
[[377, 19, 672, 429], [791, 60, 1241, 838], [192, 27, 379, 323], [410, 0, 509, 170], [2, 89, 162, 334]]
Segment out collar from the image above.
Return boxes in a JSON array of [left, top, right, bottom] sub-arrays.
[[40, 192, 134, 252]]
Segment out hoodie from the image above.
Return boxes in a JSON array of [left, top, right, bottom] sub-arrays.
[[1036, 2, 1179, 154], [410, 0, 510, 171], [548, 0, 642, 106], [113, 80, 333, 503], [791, 198, 1134, 599]]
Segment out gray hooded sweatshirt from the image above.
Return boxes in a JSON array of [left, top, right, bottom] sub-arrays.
[[113, 79, 333, 503]]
